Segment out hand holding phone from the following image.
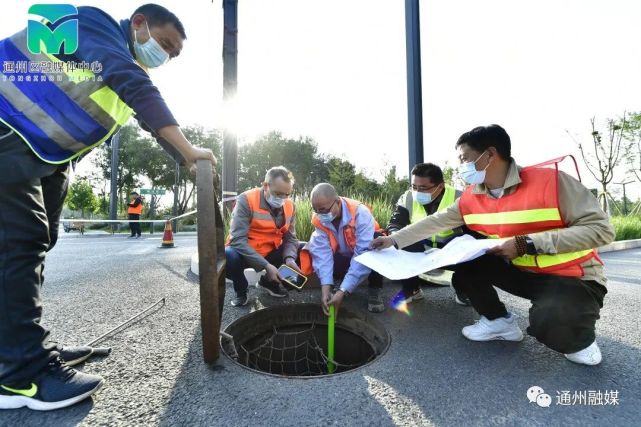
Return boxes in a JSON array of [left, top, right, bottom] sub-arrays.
[[277, 264, 308, 290]]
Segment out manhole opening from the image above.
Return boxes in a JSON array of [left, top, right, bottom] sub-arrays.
[[221, 303, 391, 378]]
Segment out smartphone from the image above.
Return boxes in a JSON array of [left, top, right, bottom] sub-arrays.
[[278, 264, 308, 290]]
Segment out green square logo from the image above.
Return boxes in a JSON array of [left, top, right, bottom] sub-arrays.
[[27, 4, 78, 55]]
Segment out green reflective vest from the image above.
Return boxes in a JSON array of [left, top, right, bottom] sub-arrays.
[[402, 185, 458, 248]]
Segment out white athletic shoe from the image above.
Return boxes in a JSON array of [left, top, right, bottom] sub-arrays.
[[462, 313, 523, 342], [564, 341, 602, 366]]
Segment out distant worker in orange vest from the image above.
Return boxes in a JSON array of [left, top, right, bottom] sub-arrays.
[[371, 125, 615, 365], [127, 191, 144, 239], [225, 166, 305, 307], [306, 183, 385, 316]]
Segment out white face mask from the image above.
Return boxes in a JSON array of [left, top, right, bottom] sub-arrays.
[[458, 151, 491, 185], [134, 20, 170, 68]]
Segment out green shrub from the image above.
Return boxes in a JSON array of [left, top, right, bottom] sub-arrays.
[[610, 216, 641, 241], [293, 195, 394, 241]]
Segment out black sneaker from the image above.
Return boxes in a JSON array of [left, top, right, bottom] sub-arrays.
[[257, 277, 287, 298], [367, 288, 385, 313], [230, 294, 248, 307], [56, 345, 94, 367], [401, 287, 425, 304], [0, 357, 103, 411]]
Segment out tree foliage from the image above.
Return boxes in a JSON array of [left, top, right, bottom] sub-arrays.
[[66, 178, 98, 217]]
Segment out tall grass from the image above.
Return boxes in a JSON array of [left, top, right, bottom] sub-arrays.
[[225, 200, 641, 243], [609, 216, 641, 241], [294, 195, 394, 241]]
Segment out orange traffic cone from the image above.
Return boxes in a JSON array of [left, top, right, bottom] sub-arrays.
[[160, 220, 175, 248]]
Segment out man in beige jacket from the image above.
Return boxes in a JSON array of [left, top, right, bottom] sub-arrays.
[[371, 125, 614, 366]]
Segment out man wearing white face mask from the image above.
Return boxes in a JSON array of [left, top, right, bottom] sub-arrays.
[[371, 125, 614, 366], [0, 4, 215, 410], [305, 183, 385, 315], [226, 167, 305, 306], [387, 163, 469, 305]]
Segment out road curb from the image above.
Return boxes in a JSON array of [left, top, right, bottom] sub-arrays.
[[598, 238, 641, 253]]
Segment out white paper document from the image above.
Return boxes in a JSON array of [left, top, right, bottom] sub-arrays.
[[354, 235, 507, 280]]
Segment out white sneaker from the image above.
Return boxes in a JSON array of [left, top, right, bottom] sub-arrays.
[[565, 341, 602, 366], [462, 314, 523, 342]]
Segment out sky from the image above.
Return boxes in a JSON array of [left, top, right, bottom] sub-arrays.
[[3, 0, 641, 201]]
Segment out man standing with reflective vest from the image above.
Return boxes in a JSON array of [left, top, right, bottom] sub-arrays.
[[225, 167, 305, 307], [387, 162, 470, 306], [127, 191, 144, 238], [371, 125, 614, 366], [306, 183, 386, 315], [0, 4, 215, 410]]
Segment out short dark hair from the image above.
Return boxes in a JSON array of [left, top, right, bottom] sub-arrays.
[[455, 124, 511, 160], [131, 191, 139, 195], [411, 163, 444, 184], [131, 4, 187, 39]]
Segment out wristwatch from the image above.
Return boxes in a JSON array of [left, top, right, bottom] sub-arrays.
[[338, 288, 350, 296], [525, 237, 537, 255]]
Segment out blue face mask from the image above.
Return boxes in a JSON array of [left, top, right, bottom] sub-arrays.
[[267, 194, 285, 208], [458, 151, 490, 185], [317, 212, 336, 224], [412, 190, 432, 205], [134, 20, 170, 68]]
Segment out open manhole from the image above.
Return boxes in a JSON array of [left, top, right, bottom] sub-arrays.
[[221, 303, 391, 378]]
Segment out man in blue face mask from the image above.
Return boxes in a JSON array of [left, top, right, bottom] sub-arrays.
[[387, 163, 470, 306], [306, 183, 385, 316], [0, 4, 215, 411], [371, 125, 614, 367], [225, 167, 306, 307]]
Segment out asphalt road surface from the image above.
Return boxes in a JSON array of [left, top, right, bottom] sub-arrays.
[[0, 233, 639, 426]]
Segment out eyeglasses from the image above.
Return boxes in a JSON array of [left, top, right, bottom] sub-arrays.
[[269, 186, 291, 198], [313, 199, 337, 214], [410, 184, 439, 193]]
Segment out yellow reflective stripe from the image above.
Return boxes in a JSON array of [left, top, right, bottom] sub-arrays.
[[89, 86, 133, 125], [463, 208, 561, 225], [40, 40, 133, 125], [512, 249, 593, 268]]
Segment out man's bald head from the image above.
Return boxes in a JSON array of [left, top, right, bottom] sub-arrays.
[[310, 183, 338, 202], [311, 183, 341, 219]]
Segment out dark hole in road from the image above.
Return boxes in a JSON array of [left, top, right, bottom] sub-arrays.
[[221, 303, 391, 378]]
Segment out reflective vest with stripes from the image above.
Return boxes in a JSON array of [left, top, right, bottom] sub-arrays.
[[0, 28, 134, 164], [311, 197, 380, 254], [458, 166, 599, 277], [299, 197, 381, 275], [400, 185, 457, 248], [230, 188, 294, 257]]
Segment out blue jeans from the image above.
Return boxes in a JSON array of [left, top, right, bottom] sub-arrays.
[[225, 243, 305, 296]]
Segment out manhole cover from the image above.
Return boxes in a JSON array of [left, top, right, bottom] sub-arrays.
[[221, 303, 391, 378]]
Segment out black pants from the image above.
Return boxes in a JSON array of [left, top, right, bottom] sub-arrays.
[[0, 130, 69, 384], [128, 214, 141, 237], [451, 254, 607, 354], [333, 253, 382, 290], [400, 240, 430, 293], [225, 243, 306, 296]]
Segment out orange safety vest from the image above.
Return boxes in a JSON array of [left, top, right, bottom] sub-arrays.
[[458, 159, 600, 277], [128, 199, 143, 215], [227, 188, 294, 257], [299, 197, 381, 275]]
